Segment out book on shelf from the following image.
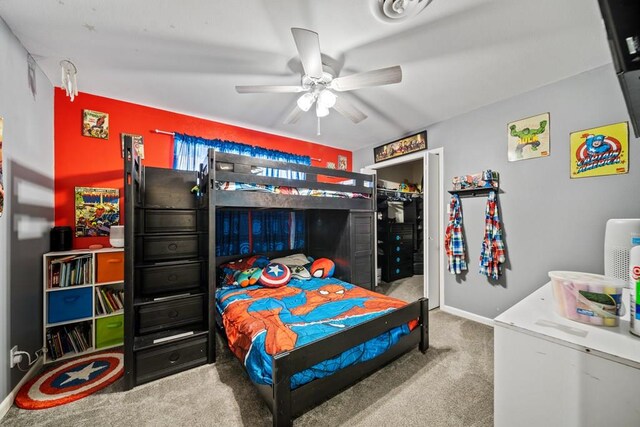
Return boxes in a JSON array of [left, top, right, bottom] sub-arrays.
[[48, 254, 93, 288], [95, 287, 124, 315], [46, 322, 92, 361]]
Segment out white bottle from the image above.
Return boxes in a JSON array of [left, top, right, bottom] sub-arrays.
[[630, 245, 640, 336]]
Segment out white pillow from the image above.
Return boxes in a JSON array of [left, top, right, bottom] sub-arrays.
[[270, 253, 310, 266]]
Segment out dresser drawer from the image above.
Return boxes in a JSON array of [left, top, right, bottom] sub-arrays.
[[382, 262, 413, 282], [96, 314, 124, 349], [387, 251, 413, 265], [144, 210, 197, 234], [139, 235, 199, 262], [137, 262, 203, 296], [96, 251, 124, 283], [48, 287, 93, 324], [135, 336, 208, 385], [137, 296, 204, 335]]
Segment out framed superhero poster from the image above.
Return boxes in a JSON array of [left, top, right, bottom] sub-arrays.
[[570, 122, 628, 179], [74, 187, 120, 237], [507, 113, 549, 161], [82, 109, 109, 139]]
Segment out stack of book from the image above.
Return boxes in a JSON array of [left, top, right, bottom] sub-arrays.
[[95, 287, 124, 315], [46, 323, 91, 360], [48, 254, 93, 288]]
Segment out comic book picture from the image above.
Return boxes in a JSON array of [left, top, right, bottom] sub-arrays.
[[570, 122, 628, 179], [74, 187, 120, 237], [82, 109, 109, 139], [507, 113, 550, 161]]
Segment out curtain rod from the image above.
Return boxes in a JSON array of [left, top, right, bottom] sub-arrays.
[[152, 129, 322, 162]]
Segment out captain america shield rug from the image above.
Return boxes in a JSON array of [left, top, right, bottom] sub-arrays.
[[15, 351, 123, 409]]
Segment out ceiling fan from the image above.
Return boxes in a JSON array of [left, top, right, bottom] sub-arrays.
[[235, 28, 403, 132]]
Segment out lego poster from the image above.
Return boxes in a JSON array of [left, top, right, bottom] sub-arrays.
[[570, 122, 628, 179], [82, 109, 109, 139], [74, 187, 120, 237], [0, 116, 3, 217], [508, 113, 549, 161]]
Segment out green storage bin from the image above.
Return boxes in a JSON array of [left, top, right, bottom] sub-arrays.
[[96, 314, 124, 349]]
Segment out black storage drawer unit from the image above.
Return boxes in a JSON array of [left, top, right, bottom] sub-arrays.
[[378, 223, 414, 283], [138, 234, 200, 262], [143, 209, 198, 234], [137, 295, 205, 335], [136, 261, 203, 296], [135, 336, 208, 385]]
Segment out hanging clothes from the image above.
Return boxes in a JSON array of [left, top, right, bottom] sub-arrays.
[[445, 194, 467, 274], [479, 191, 506, 279]]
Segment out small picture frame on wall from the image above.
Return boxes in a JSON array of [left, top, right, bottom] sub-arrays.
[[569, 121, 629, 179], [120, 133, 144, 159], [74, 187, 120, 237], [374, 130, 427, 163], [82, 109, 109, 139], [507, 113, 550, 162], [338, 155, 347, 171]]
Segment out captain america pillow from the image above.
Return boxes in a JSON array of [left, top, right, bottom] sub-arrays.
[[259, 263, 291, 288]]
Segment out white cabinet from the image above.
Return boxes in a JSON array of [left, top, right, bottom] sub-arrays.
[[494, 283, 640, 427]]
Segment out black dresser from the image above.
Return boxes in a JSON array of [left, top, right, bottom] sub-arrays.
[[124, 154, 213, 389], [378, 222, 414, 283]]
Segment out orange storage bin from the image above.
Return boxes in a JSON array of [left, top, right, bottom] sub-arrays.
[[96, 251, 124, 283]]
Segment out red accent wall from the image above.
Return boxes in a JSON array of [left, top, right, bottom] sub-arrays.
[[54, 88, 352, 249]]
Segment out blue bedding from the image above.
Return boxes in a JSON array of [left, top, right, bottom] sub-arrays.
[[216, 277, 414, 389]]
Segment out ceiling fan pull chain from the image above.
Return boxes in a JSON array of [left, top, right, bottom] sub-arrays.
[[317, 117, 321, 136]]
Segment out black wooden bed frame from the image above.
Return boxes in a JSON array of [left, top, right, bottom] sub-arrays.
[[201, 149, 429, 427]]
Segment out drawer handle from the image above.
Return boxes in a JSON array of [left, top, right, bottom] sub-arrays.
[[106, 322, 123, 329], [107, 258, 122, 264], [168, 243, 178, 251], [169, 352, 181, 364], [168, 274, 178, 282], [64, 296, 80, 303], [167, 310, 179, 318]]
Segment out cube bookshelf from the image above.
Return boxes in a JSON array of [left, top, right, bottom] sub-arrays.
[[43, 248, 124, 363]]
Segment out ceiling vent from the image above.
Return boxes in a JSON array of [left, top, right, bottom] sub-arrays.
[[372, 0, 433, 23]]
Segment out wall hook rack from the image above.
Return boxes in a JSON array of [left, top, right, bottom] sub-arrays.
[[447, 187, 497, 198]]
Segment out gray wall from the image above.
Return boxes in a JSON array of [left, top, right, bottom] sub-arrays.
[[353, 65, 640, 319], [0, 17, 54, 402]]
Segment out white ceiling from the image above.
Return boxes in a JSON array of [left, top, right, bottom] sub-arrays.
[[0, 0, 612, 151]]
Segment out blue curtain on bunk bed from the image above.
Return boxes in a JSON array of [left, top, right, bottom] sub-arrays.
[[172, 132, 311, 178], [216, 211, 305, 257]]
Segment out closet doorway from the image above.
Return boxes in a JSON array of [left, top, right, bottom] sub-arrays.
[[362, 148, 443, 310]]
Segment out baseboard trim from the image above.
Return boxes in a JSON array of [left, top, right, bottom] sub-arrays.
[[440, 305, 494, 327], [0, 357, 43, 421]]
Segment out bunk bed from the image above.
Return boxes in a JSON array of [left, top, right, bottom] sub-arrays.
[[200, 149, 429, 427]]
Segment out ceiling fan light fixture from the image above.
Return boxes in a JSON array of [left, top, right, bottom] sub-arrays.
[[316, 103, 330, 118], [297, 92, 316, 112], [317, 89, 337, 109]]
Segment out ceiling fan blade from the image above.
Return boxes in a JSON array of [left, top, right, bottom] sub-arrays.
[[331, 65, 402, 92], [235, 85, 305, 94], [333, 96, 367, 124], [284, 104, 305, 125], [291, 28, 323, 79]]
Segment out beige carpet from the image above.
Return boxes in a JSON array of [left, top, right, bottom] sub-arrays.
[[2, 279, 494, 426]]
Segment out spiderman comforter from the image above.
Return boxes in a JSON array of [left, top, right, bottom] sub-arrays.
[[216, 277, 414, 389]]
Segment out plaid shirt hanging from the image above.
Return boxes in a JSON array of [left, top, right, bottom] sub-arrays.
[[445, 194, 467, 274], [479, 191, 505, 279]]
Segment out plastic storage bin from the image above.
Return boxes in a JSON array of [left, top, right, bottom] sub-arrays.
[[549, 271, 626, 326]]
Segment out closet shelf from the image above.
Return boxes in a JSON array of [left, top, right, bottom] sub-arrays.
[[376, 188, 422, 196], [448, 187, 497, 198]]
